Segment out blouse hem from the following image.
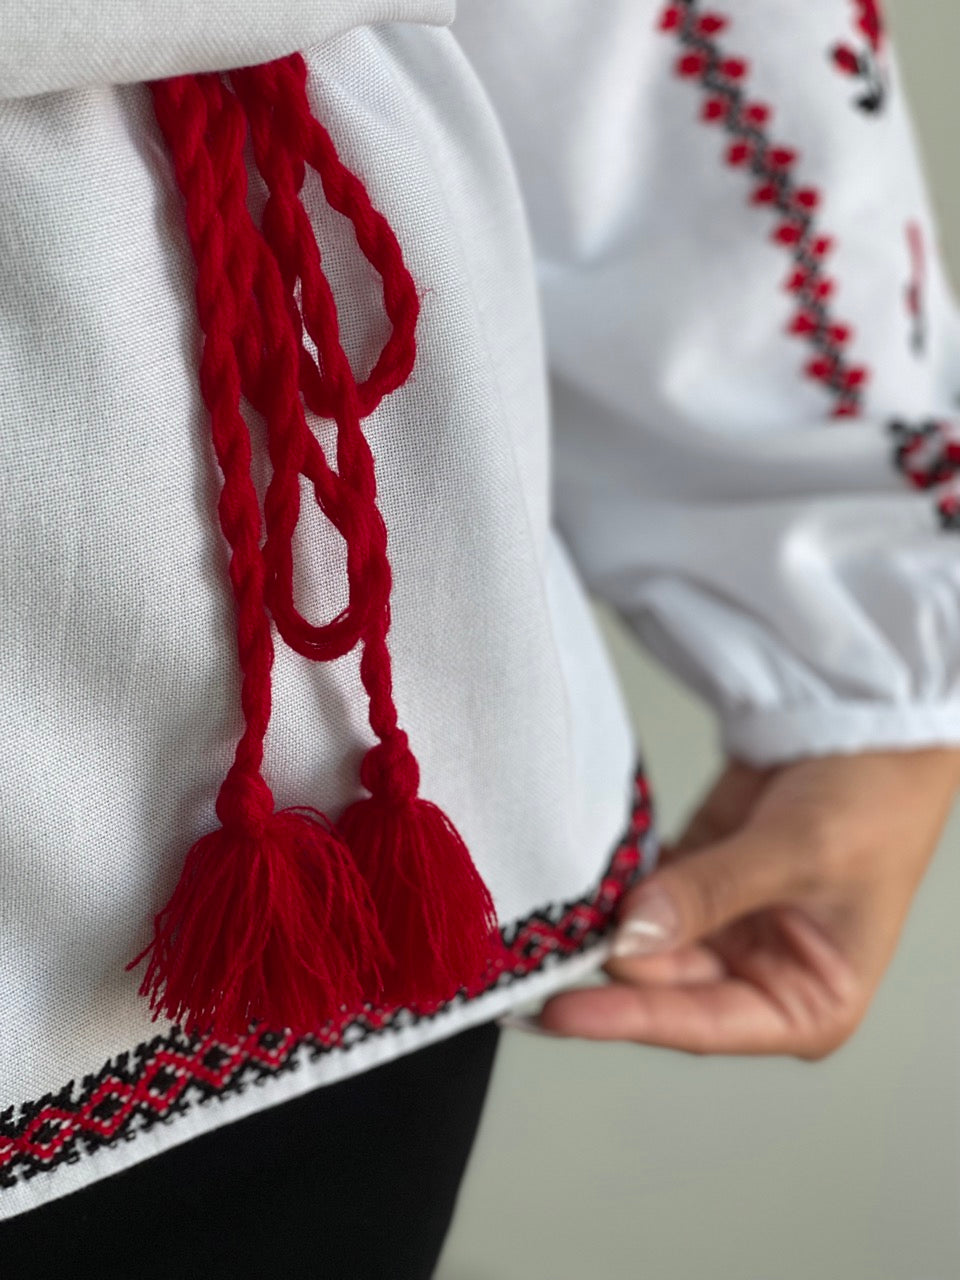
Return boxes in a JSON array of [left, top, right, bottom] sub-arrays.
[[0, 761, 657, 1223]]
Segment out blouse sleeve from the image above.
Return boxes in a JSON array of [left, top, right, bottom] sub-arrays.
[[0, 0, 452, 99], [453, 0, 960, 766]]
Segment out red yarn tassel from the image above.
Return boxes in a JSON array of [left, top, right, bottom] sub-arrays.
[[131, 772, 388, 1036], [337, 732, 498, 1007]]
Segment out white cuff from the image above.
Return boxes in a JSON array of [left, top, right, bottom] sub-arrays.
[[721, 703, 960, 767]]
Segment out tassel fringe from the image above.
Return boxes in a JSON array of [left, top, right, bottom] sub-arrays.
[[130, 803, 389, 1035], [338, 734, 498, 1005]]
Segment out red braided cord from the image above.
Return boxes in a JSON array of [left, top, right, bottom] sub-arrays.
[[149, 72, 276, 832], [196, 75, 261, 408], [232, 54, 419, 420], [276, 53, 419, 411]]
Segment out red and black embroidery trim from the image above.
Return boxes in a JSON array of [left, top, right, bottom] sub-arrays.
[[889, 418, 960, 529], [659, 1, 869, 417], [0, 767, 654, 1192], [904, 220, 927, 357], [830, 0, 888, 114]]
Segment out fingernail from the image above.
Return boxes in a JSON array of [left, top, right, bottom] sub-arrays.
[[497, 1013, 564, 1038], [611, 884, 679, 957]]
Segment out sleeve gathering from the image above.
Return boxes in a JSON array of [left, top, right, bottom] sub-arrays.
[[453, 0, 960, 766]]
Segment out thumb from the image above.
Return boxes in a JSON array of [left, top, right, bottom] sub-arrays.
[[612, 830, 796, 957]]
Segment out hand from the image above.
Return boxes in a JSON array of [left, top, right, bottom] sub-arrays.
[[536, 748, 960, 1058]]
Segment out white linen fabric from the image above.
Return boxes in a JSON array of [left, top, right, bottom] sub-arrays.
[[0, 0, 455, 98], [1, 0, 958, 1219]]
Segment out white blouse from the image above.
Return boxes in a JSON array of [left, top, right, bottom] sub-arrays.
[[1, 0, 958, 1219]]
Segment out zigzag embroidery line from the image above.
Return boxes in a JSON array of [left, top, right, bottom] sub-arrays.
[[659, 1, 870, 416]]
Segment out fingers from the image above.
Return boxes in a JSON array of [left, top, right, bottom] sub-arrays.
[[531, 902, 864, 1058], [540, 913, 861, 1058], [519, 751, 956, 1060], [613, 828, 799, 959], [538, 978, 796, 1056], [604, 942, 727, 986], [769, 906, 860, 1007]]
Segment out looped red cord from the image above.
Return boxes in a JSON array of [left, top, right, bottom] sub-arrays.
[[232, 54, 419, 419], [200, 76, 385, 663], [226, 56, 418, 663]]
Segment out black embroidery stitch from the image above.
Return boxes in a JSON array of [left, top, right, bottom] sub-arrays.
[[0, 766, 655, 1193], [830, 0, 888, 114]]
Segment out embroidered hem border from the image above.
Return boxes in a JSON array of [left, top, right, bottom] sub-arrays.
[[0, 764, 654, 1192]]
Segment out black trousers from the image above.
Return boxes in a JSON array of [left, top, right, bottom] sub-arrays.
[[0, 1021, 500, 1280]]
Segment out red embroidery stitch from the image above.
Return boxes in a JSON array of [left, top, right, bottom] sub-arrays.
[[905, 220, 926, 356], [831, 0, 887, 114], [889, 418, 960, 529], [659, 1, 869, 416], [0, 767, 655, 1192]]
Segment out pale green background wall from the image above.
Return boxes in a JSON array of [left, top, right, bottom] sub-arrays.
[[438, 5, 960, 1278]]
